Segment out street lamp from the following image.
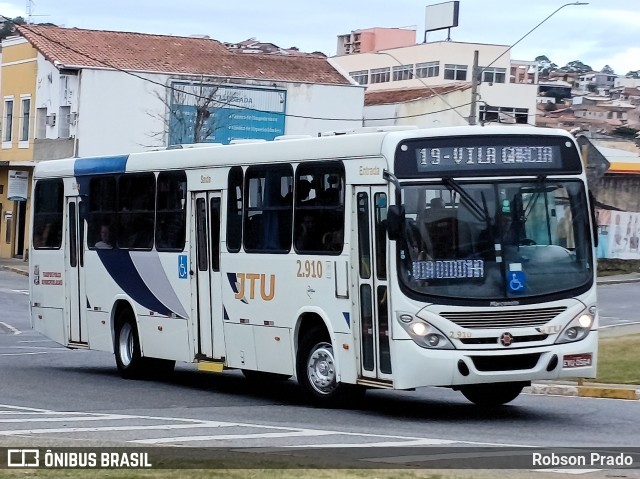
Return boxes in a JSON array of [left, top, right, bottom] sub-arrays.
[[469, 1, 588, 125], [374, 50, 469, 122]]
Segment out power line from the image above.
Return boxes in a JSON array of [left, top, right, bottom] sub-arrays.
[[2, 17, 473, 123]]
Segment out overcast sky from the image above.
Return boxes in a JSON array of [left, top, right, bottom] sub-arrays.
[[1, 0, 638, 74]]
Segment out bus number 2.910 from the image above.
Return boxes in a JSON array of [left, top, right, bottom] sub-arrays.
[[297, 260, 323, 279]]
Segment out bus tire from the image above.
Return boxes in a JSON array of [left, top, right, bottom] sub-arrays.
[[296, 327, 364, 407], [114, 311, 147, 379], [459, 382, 525, 407]]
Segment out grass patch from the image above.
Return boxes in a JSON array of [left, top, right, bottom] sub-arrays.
[[594, 334, 640, 385]]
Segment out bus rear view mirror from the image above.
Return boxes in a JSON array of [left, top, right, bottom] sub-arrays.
[[387, 205, 405, 241]]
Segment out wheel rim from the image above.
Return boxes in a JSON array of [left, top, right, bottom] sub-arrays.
[[118, 323, 134, 367], [307, 342, 337, 395]]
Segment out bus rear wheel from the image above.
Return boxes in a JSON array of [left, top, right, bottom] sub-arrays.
[[296, 328, 364, 407], [114, 311, 147, 379], [459, 382, 526, 407]]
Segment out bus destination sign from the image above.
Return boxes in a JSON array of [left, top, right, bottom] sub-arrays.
[[416, 145, 559, 172], [394, 135, 583, 178]]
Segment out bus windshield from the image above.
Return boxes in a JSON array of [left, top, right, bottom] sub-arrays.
[[398, 179, 593, 301]]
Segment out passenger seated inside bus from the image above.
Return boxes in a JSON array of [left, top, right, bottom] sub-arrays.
[[95, 224, 113, 249]]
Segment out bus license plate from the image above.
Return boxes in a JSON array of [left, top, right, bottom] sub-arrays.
[[562, 353, 592, 368]]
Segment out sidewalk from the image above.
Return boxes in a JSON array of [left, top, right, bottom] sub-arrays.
[[0, 257, 28, 276], [1, 256, 638, 400]]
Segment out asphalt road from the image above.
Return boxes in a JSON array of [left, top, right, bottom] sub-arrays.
[[1, 270, 640, 475]]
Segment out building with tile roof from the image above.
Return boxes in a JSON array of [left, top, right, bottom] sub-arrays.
[[0, 24, 365, 258]]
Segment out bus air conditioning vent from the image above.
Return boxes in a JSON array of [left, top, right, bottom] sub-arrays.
[[440, 307, 566, 329]]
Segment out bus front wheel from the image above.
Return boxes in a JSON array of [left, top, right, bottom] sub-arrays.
[[459, 382, 526, 407], [296, 328, 364, 407]]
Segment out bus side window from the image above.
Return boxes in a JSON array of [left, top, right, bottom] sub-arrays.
[[88, 176, 116, 250], [32, 179, 64, 250], [244, 165, 292, 253], [156, 171, 187, 251], [227, 166, 243, 253], [294, 161, 345, 255]]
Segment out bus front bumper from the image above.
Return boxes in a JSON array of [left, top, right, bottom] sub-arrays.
[[390, 331, 598, 390]]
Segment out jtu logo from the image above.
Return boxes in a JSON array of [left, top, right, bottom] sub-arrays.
[[231, 273, 275, 302]]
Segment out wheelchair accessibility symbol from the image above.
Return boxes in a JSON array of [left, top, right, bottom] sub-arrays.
[[508, 271, 526, 293]]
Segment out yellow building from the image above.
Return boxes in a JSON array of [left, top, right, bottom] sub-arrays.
[[0, 35, 37, 259]]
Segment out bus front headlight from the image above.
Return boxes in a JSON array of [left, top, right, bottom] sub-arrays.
[[397, 315, 454, 350], [555, 311, 594, 344]]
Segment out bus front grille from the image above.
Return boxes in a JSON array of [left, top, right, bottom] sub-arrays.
[[440, 307, 567, 329]]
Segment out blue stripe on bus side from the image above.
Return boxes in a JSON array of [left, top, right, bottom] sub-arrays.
[[74, 155, 129, 176], [97, 249, 173, 317]]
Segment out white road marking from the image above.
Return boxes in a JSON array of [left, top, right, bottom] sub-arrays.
[[0, 321, 21, 335], [599, 321, 640, 329], [133, 430, 338, 445], [0, 422, 235, 436], [0, 415, 136, 423], [281, 438, 456, 448], [0, 351, 69, 356]]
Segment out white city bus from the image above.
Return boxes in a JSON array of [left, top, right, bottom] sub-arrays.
[[29, 126, 598, 407]]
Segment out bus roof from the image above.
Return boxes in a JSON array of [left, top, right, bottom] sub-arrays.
[[33, 125, 574, 179]]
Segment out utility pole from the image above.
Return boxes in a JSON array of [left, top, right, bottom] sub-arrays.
[[469, 50, 479, 126]]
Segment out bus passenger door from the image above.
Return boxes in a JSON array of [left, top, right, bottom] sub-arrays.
[[353, 187, 392, 382], [192, 191, 224, 360], [65, 197, 88, 345]]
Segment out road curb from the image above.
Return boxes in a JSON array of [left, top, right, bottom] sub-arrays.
[[0, 266, 28, 276], [527, 383, 639, 400]]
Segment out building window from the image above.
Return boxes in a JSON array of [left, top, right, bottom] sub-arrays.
[[479, 105, 529, 124], [20, 97, 31, 142], [3, 99, 14, 143], [349, 70, 369, 85], [59, 106, 71, 138], [392, 64, 413, 81], [370, 67, 390, 84], [416, 61, 439, 78], [444, 64, 468, 81], [36, 108, 47, 139], [480, 67, 507, 84]]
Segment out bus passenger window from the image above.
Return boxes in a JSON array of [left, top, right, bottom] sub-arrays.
[[243, 165, 292, 253], [32, 179, 64, 250], [294, 161, 345, 255], [156, 171, 187, 251], [227, 166, 243, 253]]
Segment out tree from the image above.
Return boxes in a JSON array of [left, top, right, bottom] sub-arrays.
[[0, 16, 25, 40], [625, 70, 640, 79], [535, 55, 558, 75], [560, 60, 593, 73], [148, 77, 232, 147], [601, 65, 615, 74], [611, 126, 639, 139]]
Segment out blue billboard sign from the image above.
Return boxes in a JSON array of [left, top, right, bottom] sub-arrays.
[[168, 83, 286, 146]]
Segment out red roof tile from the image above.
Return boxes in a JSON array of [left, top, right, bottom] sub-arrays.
[[17, 25, 350, 85], [365, 84, 471, 106]]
